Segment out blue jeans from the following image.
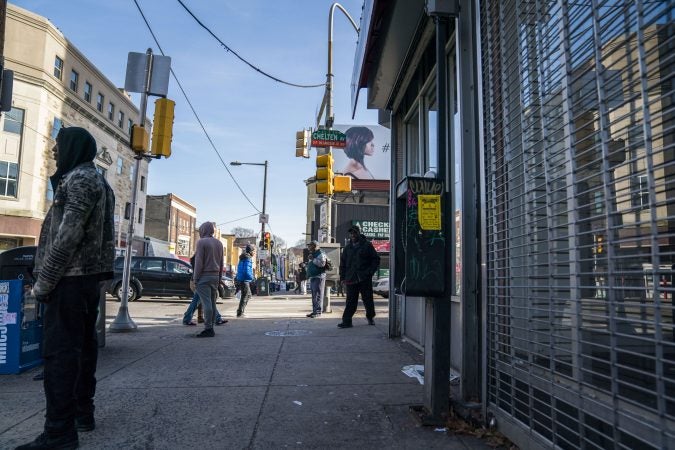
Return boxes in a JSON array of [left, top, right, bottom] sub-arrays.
[[309, 276, 325, 314], [183, 290, 222, 324]]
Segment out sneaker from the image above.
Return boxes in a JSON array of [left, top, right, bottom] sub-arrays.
[[196, 329, 215, 338], [15, 431, 78, 450], [183, 321, 197, 326], [307, 312, 321, 318], [367, 318, 375, 325], [337, 322, 353, 329], [215, 318, 229, 325], [75, 415, 95, 432]]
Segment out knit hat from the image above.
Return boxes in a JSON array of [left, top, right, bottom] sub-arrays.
[[308, 240, 320, 248], [245, 244, 256, 253], [347, 225, 360, 234]]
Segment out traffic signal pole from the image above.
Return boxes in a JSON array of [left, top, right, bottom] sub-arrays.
[[111, 49, 156, 332], [317, 3, 359, 314]]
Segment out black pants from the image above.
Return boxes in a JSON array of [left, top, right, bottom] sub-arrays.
[[342, 279, 375, 324], [42, 275, 100, 434], [237, 281, 252, 314]]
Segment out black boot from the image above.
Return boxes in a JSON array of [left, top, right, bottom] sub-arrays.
[[15, 430, 78, 450]]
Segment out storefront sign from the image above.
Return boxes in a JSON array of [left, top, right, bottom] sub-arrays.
[[352, 220, 389, 239]]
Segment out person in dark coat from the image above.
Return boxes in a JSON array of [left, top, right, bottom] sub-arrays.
[[337, 225, 380, 328], [18, 127, 115, 450]]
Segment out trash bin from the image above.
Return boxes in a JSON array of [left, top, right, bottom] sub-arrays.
[[0, 246, 42, 374], [256, 277, 270, 296]]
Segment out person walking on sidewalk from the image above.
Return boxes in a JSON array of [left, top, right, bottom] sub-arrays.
[[294, 262, 307, 294], [183, 254, 226, 326], [235, 244, 255, 317], [17, 127, 115, 450], [305, 240, 327, 318], [192, 222, 224, 338], [337, 225, 380, 328]]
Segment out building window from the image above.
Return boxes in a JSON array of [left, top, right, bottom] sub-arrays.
[[53, 56, 63, 79], [118, 110, 124, 128], [108, 103, 115, 121], [96, 165, 107, 179], [140, 176, 146, 192], [116, 157, 123, 175], [0, 161, 18, 197], [129, 163, 135, 181], [3, 108, 25, 135], [97, 93, 104, 112], [127, 118, 133, 135], [138, 207, 143, 224], [631, 174, 650, 210], [50, 117, 63, 139], [84, 82, 92, 102], [70, 70, 79, 92], [46, 182, 54, 202]]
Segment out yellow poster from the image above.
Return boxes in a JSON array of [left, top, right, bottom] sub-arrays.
[[418, 195, 441, 230]]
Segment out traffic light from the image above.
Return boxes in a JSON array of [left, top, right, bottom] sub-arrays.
[[131, 125, 149, 153], [596, 235, 604, 254], [296, 130, 310, 158], [151, 98, 175, 158], [264, 232, 271, 250], [316, 153, 334, 195], [333, 175, 352, 193]]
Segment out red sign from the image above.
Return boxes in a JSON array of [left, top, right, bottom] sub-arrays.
[[371, 240, 390, 252]]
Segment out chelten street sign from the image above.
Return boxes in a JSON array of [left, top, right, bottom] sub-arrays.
[[311, 129, 346, 148]]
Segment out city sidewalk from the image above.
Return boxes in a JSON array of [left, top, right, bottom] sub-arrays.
[[0, 293, 492, 449]]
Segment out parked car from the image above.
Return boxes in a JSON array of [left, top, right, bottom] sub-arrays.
[[219, 276, 236, 298], [372, 277, 389, 298], [108, 256, 233, 301]]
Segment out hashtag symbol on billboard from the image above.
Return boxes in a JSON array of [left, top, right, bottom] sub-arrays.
[[382, 143, 390, 153]]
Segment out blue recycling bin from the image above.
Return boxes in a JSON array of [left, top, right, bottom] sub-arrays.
[[0, 279, 42, 374]]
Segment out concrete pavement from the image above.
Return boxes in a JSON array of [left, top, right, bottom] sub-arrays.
[[0, 292, 492, 449]]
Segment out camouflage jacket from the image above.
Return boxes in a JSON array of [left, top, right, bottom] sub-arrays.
[[34, 161, 116, 295]]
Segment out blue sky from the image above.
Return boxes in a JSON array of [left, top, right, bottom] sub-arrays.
[[13, 0, 377, 246]]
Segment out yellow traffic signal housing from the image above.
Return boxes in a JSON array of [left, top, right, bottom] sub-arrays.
[[296, 130, 309, 158], [151, 98, 175, 158], [131, 125, 149, 153], [264, 232, 271, 250], [333, 175, 352, 193], [316, 153, 334, 195]]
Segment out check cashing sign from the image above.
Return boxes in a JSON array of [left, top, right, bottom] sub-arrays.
[[352, 220, 389, 239]]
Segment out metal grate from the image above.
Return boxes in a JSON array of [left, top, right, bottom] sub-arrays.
[[480, 0, 675, 448]]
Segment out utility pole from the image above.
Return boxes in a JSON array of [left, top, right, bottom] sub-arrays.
[[316, 3, 359, 313]]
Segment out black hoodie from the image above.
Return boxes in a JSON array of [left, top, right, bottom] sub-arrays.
[[50, 127, 98, 190]]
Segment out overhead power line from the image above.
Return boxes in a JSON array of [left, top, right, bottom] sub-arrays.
[[132, 0, 261, 213], [175, 0, 325, 89]]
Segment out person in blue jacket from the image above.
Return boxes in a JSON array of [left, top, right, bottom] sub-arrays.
[[235, 244, 255, 317]]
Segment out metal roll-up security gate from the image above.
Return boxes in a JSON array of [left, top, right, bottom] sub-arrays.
[[480, 1, 675, 448]]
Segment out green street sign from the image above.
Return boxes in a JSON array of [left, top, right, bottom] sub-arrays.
[[311, 129, 346, 148]]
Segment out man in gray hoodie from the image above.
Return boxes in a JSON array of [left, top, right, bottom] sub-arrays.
[[193, 222, 224, 338]]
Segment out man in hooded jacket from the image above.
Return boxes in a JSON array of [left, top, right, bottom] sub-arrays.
[[17, 127, 115, 450], [192, 222, 224, 338], [338, 225, 380, 328]]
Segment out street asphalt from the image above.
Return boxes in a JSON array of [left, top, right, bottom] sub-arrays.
[[0, 291, 493, 449]]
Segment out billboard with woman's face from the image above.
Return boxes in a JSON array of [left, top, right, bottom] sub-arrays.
[[332, 124, 391, 180]]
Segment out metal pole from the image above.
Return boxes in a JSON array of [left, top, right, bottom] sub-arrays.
[[110, 48, 154, 332], [261, 160, 268, 275], [322, 3, 359, 314]]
